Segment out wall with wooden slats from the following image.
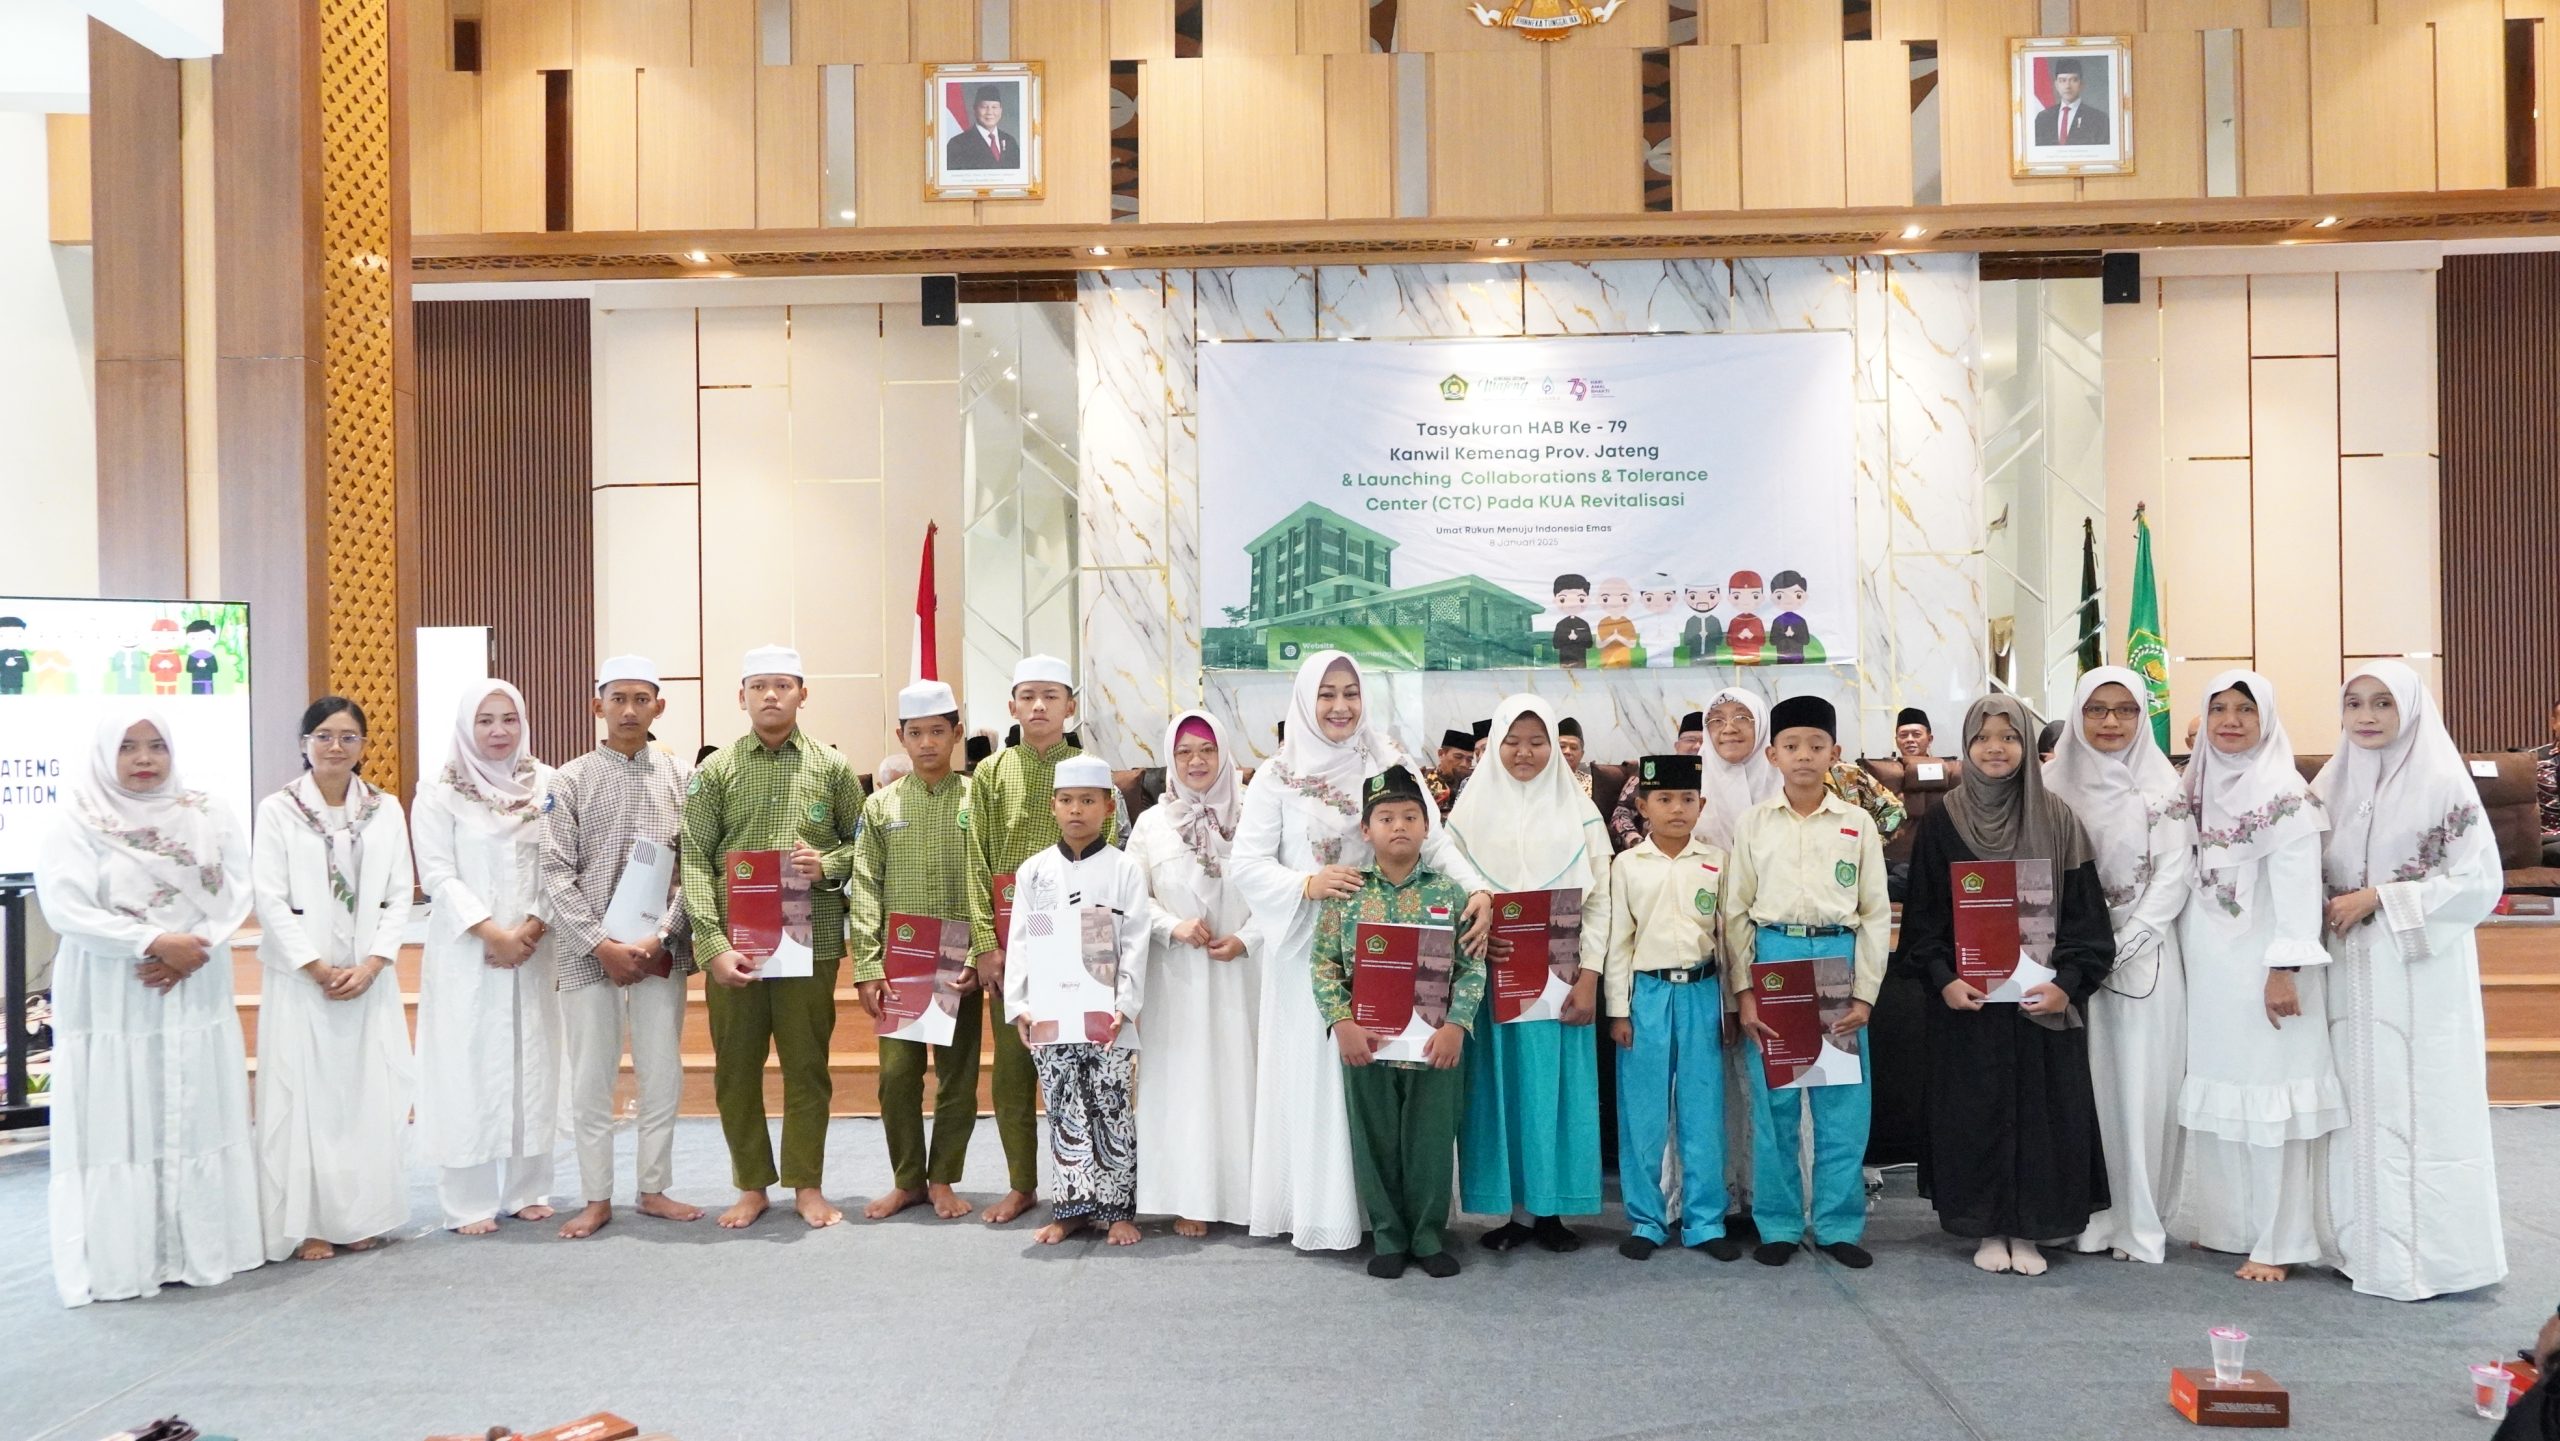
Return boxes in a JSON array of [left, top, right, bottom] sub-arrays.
[[415, 299, 597, 765], [2438, 252, 2560, 750]]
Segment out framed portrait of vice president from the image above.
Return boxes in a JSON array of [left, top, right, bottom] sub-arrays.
[[2010, 36, 2132, 177], [927, 61, 1043, 201]]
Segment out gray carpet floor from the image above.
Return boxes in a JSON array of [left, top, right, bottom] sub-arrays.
[[6, 1110, 2557, 1441]]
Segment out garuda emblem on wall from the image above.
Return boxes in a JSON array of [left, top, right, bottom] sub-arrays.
[[1468, 0, 1624, 41]]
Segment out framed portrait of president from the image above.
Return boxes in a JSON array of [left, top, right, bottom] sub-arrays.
[[2010, 36, 2133, 177], [926, 61, 1043, 201]]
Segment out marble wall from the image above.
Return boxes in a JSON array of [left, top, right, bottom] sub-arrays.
[[1072, 257, 1987, 769]]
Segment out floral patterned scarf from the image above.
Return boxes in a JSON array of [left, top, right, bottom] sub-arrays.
[[70, 707, 228, 923], [2312, 660, 2487, 892], [284, 771, 385, 913]]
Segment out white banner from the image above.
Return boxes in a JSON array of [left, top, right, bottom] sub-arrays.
[[1198, 333, 1856, 672], [0, 597, 254, 876]]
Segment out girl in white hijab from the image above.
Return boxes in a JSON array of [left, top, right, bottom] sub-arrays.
[[1129, 709, 1258, 1235], [1231, 651, 1494, 1251], [2311, 660, 2505, 1300], [1446, 694, 1610, 1251], [410, 680, 559, 1234], [2044, 666, 2192, 1265], [1699, 687, 1782, 851], [2170, 670, 2343, 1283], [36, 709, 264, 1306]]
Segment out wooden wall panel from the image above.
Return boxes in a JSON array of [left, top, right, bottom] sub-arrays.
[[91, 23, 187, 599], [2083, 28, 2206, 199], [1011, 0, 1107, 59], [2240, 26, 2311, 194], [411, 69, 484, 234], [1141, 57, 1206, 223], [854, 63, 980, 226], [2076, 0, 2147, 28], [795, 0, 910, 64], [1604, 0, 1672, 47], [485, 0, 571, 72], [2149, 0, 2273, 24], [2377, 0, 2505, 189], [479, 67, 548, 232], [572, 67, 637, 229], [1874, 0, 1947, 40], [1843, 39, 1915, 206], [47, 114, 91, 245], [1326, 52, 1396, 219], [1673, 43, 1742, 211], [910, 0, 975, 60], [1301, 0, 1370, 53], [1401, 0, 1514, 50], [2309, 0, 2378, 19], [694, 0, 760, 66], [1203, 0, 1297, 53], [637, 66, 760, 229], [1739, 41, 1847, 209], [2309, 24, 2436, 192], [575, 0, 691, 67], [1111, 0, 1173, 57], [1431, 50, 1548, 217], [1939, 0, 2051, 205], [416, 299, 596, 766], [1768, 0, 1841, 42], [1547, 46, 1644, 215], [1203, 55, 1329, 221], [1703, 0, 1769, 44], [757, 65, 824, 227], [2439, 252, 2560, 748], [982, 57, 1112, 223]]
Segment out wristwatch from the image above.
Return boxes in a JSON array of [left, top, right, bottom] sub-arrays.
[[2270, 965, 2301, 973]]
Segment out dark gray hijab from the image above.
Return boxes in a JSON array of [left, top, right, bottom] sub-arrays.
[[1941, 695, 2093, 872]]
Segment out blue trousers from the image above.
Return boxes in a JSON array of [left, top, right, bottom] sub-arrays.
[[1743, 928, 1871, 1246], [1614, 972, 1728, 1246]]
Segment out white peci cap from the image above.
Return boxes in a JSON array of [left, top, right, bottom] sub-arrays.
[[740, 645, 804, 682], [595, 654, 661, 693], [1011, 654, 1075, 692], [897, 679, 959, 720], [1053, 755, 1113, 791]]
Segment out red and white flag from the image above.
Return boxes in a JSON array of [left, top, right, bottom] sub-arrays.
[[911, 522, 939, 684]]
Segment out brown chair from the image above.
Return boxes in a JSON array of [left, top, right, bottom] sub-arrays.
[[2291, 752, 2552, 891]]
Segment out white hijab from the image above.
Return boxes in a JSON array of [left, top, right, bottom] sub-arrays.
[[440, 679, 541, 830], [1157, 709, 1241, 880], [2044, 666, 2183, 907], [68, 707, 230, 920], [1445, 694, 1601, 893], [1698, 687, 1781, 850], [1268, 650, 1433, 860], [2184, 667, 2327, 911], [2313, 660, 2486, 892]]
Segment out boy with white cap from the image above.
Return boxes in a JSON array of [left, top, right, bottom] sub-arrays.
[[1002, 753, 1150, 1246], [965, 654, 1117, 1225], [680, 645, 869, 1230], [541, 654, 704, 1240], [848, 678, 982, 1220]]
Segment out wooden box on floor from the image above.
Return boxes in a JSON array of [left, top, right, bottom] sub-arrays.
[[2169, 1369, 2290, 1428]]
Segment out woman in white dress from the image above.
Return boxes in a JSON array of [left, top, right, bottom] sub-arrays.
[[1698, 687, 1780, 1228], [1230, 650, 1495, 1251], [411, 680, 559, 1235], [2045, 666, 2191, 1265], [37, 710, 264, 1306], [253, 695, 417, 1262], [1130, 710, 1257, 1236], [2313, 660, 2506, 1300], [2172, 669, 2344, 1283]]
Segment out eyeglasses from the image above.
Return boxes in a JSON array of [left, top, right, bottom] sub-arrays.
[[304, 732, 366, 749], [2080, 703, 2145, 722]]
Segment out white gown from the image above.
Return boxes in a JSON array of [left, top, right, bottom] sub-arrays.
[[1230, 768, 1488, 1250], [2172, 831, 2346, 1266], [37, 808, 265, 1306], [252, 788, 418, 1257], [2075, 801, 2192, 1265], [409, 769, 560, 1208], [2318, 824, 2506, 1300], [1128, 806, 1260, 1224]]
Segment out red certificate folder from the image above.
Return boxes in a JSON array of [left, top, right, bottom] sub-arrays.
[[879, 913, 970, 1039], [1352, 920, 1455, 1062], [724, 849, 784, 957], [992, 872, 1017, 944], [1753, 956, 1823, 1085], [1489, 888, 1584, 1024], [1951, 860, 2021, 991]]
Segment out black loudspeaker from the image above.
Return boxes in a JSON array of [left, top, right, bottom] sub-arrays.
[[920, 275, 958, 326], [2101, 252, 2142, 304]]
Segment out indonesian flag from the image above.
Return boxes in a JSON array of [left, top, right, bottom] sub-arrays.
[[911, 522, 939, 684]]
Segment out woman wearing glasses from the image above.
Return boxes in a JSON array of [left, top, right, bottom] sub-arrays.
[[252, 696, 418, 1262]]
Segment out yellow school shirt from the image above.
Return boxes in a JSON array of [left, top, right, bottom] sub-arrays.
[[1601, 833, 1729, 1019], [1719, 790, 1891, 1004]]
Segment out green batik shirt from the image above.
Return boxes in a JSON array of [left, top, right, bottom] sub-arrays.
[[1310, 864, 1485, 1071], [681, 728, 868, 968], [964, 739, 1119, 958], [846, 769, 972, 984], [1826, 760, 1907, 838]]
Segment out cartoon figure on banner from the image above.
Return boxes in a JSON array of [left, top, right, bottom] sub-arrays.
[[1637, 573, 1683, 668], [1724, 571, 1767, 664], [0, 614, 26, 696], [184, 619, 221, 694], [147, 617, 183, 695], [1593, 576, 1639, 669], [1769, 570, 1818, 663], [1550, 572, 1595, 669], [1678, 581, 1724, 666], [106, 629, 149, 694]]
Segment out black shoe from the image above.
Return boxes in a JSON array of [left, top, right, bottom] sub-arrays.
[[1725, 1212, 1759, 1243], [1416, 1250, 1461, 1278], [1480, 1221, 1534, 1252], [1618, 1236, 1659, 1261], [1699, 1236, 1743, 1263], [1531, 1216, 1582, 1253], [1367, 1251, 1409, 1279], [1753, 1240, 1798, 1267], [1818, 1241, 1874, 1269]]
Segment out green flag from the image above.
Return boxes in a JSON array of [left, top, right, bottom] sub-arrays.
[[2125, 505, 2172, 751], [2076, 516, 2102, 675]]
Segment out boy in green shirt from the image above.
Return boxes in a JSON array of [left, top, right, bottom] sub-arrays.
[[1311, 766, 1485, 1279]]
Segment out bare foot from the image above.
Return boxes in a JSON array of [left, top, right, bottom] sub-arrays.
[[794, 1188, 844, 1229], [2236, 1260, 2288, 1283], [1107, 1220, 1142, 1246], [2110, 1248, 2132, 1261], [865, 1188, 926, 1220], [1034, 1216, 1090, 1245], [558, 1202, 612, 1240], [719, 1191, 770, 1230], [1973, 1237, 2012, 1274], [345, 1237, 383, 1252], [929, 1183, 974, 1220], [636, 1191, 704, 1223], [1173, 1218, 1208, 1239], [983, 1189, 1037, 1225], [2007, 1238, 2049, 1277], [455, 1218, 499, 1236], [295, 1239, 335, 1262], [513, 1204, 555, 1223]]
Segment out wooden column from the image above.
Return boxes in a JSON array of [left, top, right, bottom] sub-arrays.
[[88, 22, 187, 599]]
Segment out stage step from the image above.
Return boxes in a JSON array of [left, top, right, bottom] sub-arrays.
[[2483, 976, 2560, 1041], [2490, 1040, 2560, 1105], [2478, 921, 2560, 978]]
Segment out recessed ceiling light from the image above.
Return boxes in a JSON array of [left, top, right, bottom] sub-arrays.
[[836, 208, 856, 221], [960, 317, 973, 326], [1900, 223, 1926, 240], [1088, 245, 1110, 257], [1491, 237, 1513, 248], [2314, 215, 2340, 228], [1025, 411, 1038, 420], [683, 249, 708, 264]]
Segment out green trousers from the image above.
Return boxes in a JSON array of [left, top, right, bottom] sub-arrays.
[[705, 958, 838, 1191], [986, 982, 1041, 1195], [1341, 1061, 1464, 1258], [879, 987, 983, 1191]]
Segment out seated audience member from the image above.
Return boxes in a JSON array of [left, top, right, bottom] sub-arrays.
[[2535, 700, 2560, 865], [2492, 1304, 2560, 1441], [1611, 710, 1706, 850]]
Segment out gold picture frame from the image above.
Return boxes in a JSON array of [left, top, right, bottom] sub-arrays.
[[925, 61, 1045, 202], [2010, 36, 2134, 178]]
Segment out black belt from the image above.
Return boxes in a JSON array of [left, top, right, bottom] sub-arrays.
[[1761, 922, 1851, 938], [1646, 961, 1718, 985]]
